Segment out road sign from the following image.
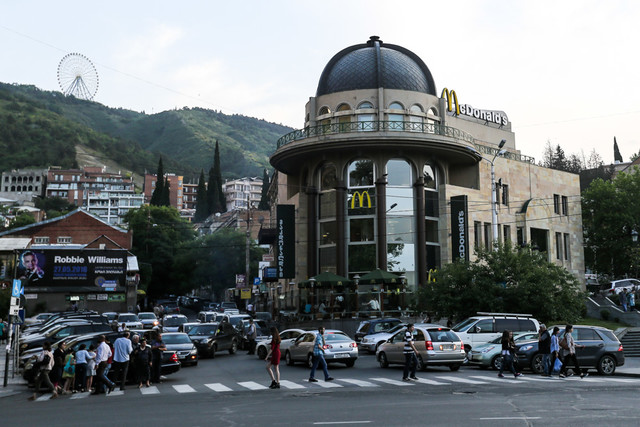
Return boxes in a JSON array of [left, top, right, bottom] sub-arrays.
[[9, 306, 19, 316], [11, 279, 22, 298], [10, 297, 19, 306], [253, 277, 261, 285]]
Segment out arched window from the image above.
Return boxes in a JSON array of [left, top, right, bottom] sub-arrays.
[[409, 104, 424, 131], [318, 106, 331, 133], [357, 102, 375, 131], [336, 103, 351, 132], [318, 106, 330, 116], [28, 185, 33, 191], [427, 107, 439, 125], [388, 102, 404, 131]]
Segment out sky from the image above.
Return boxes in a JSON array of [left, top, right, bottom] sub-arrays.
[[2, 0, 639, 165]]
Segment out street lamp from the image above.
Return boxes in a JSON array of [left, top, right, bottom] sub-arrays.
[[632, 229, 638, 243], [490, 140, 507, 249]]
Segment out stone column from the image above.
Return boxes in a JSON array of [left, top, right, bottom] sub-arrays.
[[336, 180, 347, 277], [376, 176, 387, 270]]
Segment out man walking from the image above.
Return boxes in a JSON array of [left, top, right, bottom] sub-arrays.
[[246, 318, 257, 355], [151, 333, 167, 384], [309, 326, 334, 382], [403, 324, 419, 381], [559, 325, 588, 379], [29, 342, 57, 400], [93, 335, 115, 395], [113, 332, 133, 390], [538, 324, 551, 376]]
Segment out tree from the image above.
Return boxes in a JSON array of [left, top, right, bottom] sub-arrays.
[[631, 150, 640, 162], [150, 157, 165, 206], [206, 164, 220, 215], [161, 180, 171, 207], [194, 169, 208, 222], [582, 166, 640, 278], [614, 137, 623, 163], [213, 140, 226, 213], [7, 212, 36, 230], [258, 168, 270, 210], [416, 242, 585, 324]]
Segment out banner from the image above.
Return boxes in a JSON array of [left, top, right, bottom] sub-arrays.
[[17, 249, 127, 289], [276, 204, 295, 279], [450, 195, 469, 262]]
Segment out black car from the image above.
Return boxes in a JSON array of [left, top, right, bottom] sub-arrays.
[[187, 322, 240, 357], [515, 325, 625, 375], [354, 318, 402, 343], [19, 322, 112, 353], [22, 312, 106, 336], [161, 332, 199, 367]]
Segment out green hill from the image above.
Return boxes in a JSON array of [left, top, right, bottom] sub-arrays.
[[0, 83, 293, 181]]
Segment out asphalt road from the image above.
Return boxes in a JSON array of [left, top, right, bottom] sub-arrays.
[[4, 349, 639, 426]]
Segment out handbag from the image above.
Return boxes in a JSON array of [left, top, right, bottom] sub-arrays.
[[64, 359, 75, 375], [553, 358, 563, 373]]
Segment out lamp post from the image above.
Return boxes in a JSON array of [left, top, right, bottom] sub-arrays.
[[490, 140, 507, 249]]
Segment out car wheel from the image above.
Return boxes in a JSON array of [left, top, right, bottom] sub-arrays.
[[463, 346, 471, 364], [285, 351, 295, 366], [531, 353, 544, 374], [378, 351, 389, 368], [449, 364, 461, 372], [229, 340, 237, 355], [416, 355, 426, 371], [307, 353, 314, 369], [597, 355, 616, 375], [491, 355, 503, 371], [210, 344, 217, 359], [374, 341, 384, 353], [345, 359, 355, 368], [257, 346, 267, 360]]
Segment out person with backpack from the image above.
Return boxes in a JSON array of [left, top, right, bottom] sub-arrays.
[[559, 325, 588, 379], [29, 342, 58, 400]]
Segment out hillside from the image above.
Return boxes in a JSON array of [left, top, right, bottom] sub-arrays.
[[0, 83, 293, 181]]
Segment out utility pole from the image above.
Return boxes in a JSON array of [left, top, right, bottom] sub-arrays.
[[245, 193, 251, 308]]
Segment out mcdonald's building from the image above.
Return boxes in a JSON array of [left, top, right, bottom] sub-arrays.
[[268, 36, 584, 315]]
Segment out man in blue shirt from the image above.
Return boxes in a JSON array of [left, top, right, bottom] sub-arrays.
[[113, 332, 133, 390], [309, 326, 334, 382]]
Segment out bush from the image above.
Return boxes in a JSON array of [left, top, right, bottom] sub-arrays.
[[600, 309, 610, 321]]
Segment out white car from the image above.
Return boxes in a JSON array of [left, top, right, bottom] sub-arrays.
[[601, 278, 640, 296], [285, 329, 358, 368], [360, 323, 407, 353], [162, 314, 189, 332], [137, 312, 159, 329], [256, 328, 305, 360], [117, 313, 143, 330]]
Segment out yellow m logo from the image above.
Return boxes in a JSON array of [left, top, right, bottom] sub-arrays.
[[350, 191, 372, 209], [441, 88, 460, 116]]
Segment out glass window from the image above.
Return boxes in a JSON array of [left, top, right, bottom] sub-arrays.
[[425, 191, 438, 218], [348, 244, 376, 272], [423, 164, 436, 189], [576, 328, 600, 340], [503, 225, 511, 242], [564, 233, 570, 261], [350, 218, 374, 242], [319, 191, 336, 219], [387, 159, 412, 187], [319, 247, 336, 273], [425, 220, 438, 243], [388, 102, 404, 131], [501, 184, 509, 206], [387, 217, 414, 243], [472, 319, 494, 333], [484, 223, 491, 250], [348, 160, 374, 187], [553, 194, 560, 214], [555, 232, 562, 260], [357, 102, 375, 131], [318, 106, 330, 116], [320, 164, 337, 191], [426, 245, 440, 270], [320, 221, 337, 245], [562, 196, 568, 216], [387, 187, 414, 217]]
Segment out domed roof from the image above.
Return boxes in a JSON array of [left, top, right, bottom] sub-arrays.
[[316, 36, 436, 97]]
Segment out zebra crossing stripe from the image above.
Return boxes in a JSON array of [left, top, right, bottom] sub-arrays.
[[435, 376, 487, 384], [238, 381, 269, 390], [598, 378, 636, 383], [36, 394, 53, 401], [338, 378, 379, 387], [411, 378, 451, 385], [370, 378, 414, 386], [278, 380, 306, 389], [308, 380, 343, 388], [107, 390, 124, 397], [518, 376, 558, 382], [140, 386, 160, 394], [206, 383, 233, 392], [173, 384, 196, 393], [470, 375, 520, 384], [70, 392, 90, 399]]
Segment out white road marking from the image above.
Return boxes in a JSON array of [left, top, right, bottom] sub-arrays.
[[238, 381, 269, 390], [278, 380, 306, 389], [435, 376, 487, 384], [313, 422, 372, 425], [369, 377, 414, 386], [140, 386, 160, 395], [107, 390, 124, 397], [173, 384, 196, 393], [406, 377, 449, 385], [36, 394, 52, 401], [470, 375, 520, 384], [205, 383, 233, 392], [337, 378, 379, 387], [478, 417, 541, 420], [308, 380, 343, 388], [518, 376, 559, 382], [70, 392, 90, 399]]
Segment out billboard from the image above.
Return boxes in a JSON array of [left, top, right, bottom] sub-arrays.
[[17, 249, 127, 290], [450, 195, 469, 262], [276, 204, 295, 279]]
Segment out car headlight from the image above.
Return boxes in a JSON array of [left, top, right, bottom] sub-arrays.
[[361, 338, 369, 343], [519, 345, 534, 352], [190, 348, 198, 355], [20, 343, 28, 350], [480, 345, 496, 353]]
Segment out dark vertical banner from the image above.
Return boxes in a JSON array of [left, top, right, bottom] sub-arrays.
[[450, 195, 469, 262], [277, 204, 295, 279]]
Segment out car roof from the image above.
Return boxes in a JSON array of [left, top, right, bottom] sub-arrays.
[[161, 332, 188, 336], [163, 314, 187, 318]]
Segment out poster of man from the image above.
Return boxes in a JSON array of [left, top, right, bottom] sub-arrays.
[[18, 250, 45, 284]]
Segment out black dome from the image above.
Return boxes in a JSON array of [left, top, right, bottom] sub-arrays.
[[316, 36, 436, 97]]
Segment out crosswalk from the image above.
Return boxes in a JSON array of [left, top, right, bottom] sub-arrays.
[[30, 373, 638, 401]]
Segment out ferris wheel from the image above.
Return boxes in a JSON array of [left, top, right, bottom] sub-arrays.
[[57, 53, 99, 100]]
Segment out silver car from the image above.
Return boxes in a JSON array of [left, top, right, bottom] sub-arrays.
[[360, 323, 407, 353], [377, 324, 465, 371], [256, 328, 305, 360], [285, 329, 358, 368], [138, 312, 159, 329]]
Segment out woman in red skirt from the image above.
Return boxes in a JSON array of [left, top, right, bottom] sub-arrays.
[[266, 327, 281, 389]]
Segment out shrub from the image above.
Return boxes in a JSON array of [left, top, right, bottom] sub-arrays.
[[600, 309, 610, 321]]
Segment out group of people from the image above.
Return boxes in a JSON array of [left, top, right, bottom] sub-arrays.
[[619, 287, 638, 312], [29, 331, 168, 400]]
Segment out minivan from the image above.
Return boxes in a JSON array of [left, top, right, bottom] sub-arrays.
[[451, 312, 540, 354]]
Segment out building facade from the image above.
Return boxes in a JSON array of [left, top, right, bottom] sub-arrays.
[[223, 177, 262, 211], [0, 168, 47, 203], [268, 37, 584, 311], [143, 173, 184, 210]]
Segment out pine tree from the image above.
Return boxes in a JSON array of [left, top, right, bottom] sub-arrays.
[[162, 179, 171, 207], [206, 164, 219, 215], [614, 137, 623, 163], [214, 140, 226, 213], [258, 168, 270, 210], [194, 169, 208, 222], [150, 157, 164, 206]]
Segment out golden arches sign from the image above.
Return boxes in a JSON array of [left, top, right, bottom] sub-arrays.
[[350, 191, 372, 209], [440, 88, 460, 116]]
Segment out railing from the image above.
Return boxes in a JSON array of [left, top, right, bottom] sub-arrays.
[[277, 121, 476, 148], [473, 143, 536, 164]]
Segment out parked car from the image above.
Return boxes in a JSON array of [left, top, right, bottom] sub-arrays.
[[138, 312, 159, 329], [451, 313, 540, 354], [161, 332, 199, 367], [515, 325, 625, 375], [354, 318, 402, 343], [162, 314, 188, 332], [359, 323, 407, 354], [23, 313, 54, 327], [256, 328, 305, 360], [117, 313, 143, 330], [22, 312, 107, 336], [601, 279, 640, 296], [285, 329, 358, 368], [103, 312, 119, 322], [19, 322, 112, 353], [377, 324, 465, 371], [468, 331, 539, 370], [186, 322, 241, 357]]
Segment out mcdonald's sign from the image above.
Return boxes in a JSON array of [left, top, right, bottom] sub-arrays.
[[350, 190, 372, 209], [441, 88, 460, 116], [441, 87, 509, 126]]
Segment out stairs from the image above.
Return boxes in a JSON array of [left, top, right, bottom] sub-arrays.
[[620, 329, 640, 357]]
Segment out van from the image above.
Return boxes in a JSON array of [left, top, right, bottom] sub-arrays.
[[451, 312, 540, 354]]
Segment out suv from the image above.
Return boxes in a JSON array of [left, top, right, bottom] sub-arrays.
[[197, 311, 218, 323], [354, 318, 402, 343], [117, 313, 143, 330], [451, 313, 540, 354], [601, 278, 640, 296], [162, 314, 189, 332]]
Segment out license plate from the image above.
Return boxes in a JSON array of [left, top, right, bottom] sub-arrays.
[[333, 353, 350, 358], [440, 344, 453, 351]]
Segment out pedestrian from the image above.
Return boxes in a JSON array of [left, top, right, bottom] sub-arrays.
[[29, 342, 58, 400], [61, 348, 76, 394], [246, 318, 257, 355], [52, 341, 66, 390], [559, 325, 588, 379], [498, 330, 522, 378], [129, 334, 140, 382], [308, 326, 334, 382], [113, 332, 133, 390], [92, 335, 115, 395], [135, 338, 152, 388], [538, 324, 551, 376], [74, 344, 89, 392], [620, 289, 628, 312], [266, 327, 281, 389], [150, 332, 166, 384], [629, 289, 636, 312], [86, 344, 97, 392], [402, 323, 419, 381], [118, 322, 127, 332], [0, 318, 5, 344], [549, 326, 561, 376]]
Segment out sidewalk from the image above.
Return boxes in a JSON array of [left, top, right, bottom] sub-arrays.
[[0, 346, 27, 398], [615, 355, 640, 378]]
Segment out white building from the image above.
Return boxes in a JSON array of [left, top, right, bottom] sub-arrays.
[[222, 177, 262, 211]]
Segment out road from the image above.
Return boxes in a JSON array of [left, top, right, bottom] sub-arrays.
[[3, 348, 639, 426]]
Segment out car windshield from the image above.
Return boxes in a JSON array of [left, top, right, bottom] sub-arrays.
[[427, 330, 459, 342], [386, 324, 405, 334], [325, 333, 350, 342], [164, 317, 187, 326], [138, 313, 156, 320], [452, 318, 476, 332], [118, 314, 138, 322], [188, 325, 219, 336], [162, 334, 192, 344]]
